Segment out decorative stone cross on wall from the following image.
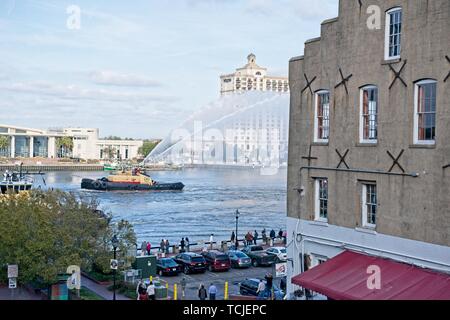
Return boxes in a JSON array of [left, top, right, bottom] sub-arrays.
[[334, 68, 353, 95], [302, 145, 318, 166], [301, 74, 317, 95], [388, 60, 408, 89]]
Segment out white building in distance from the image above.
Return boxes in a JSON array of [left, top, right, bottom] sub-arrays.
[[0, 124, 143, 161], [220, 54, 289, 96]]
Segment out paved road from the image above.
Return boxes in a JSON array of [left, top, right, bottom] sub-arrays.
[[0, 286, 43, 300], [150, 265, 281, 300]]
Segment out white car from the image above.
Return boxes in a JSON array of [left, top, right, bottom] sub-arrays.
[[266, 247, 287, 262]]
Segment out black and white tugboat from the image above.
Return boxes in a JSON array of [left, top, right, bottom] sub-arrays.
[[1, 169, 34, 194]]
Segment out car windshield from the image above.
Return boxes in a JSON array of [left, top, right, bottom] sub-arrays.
[[252, 246, 264, 251], [215, 255, 229, 261], [162, 259, 177, 267], [235, 252, 247, 258], [280, 249, 287, 253], [192, 257, 204, 263]]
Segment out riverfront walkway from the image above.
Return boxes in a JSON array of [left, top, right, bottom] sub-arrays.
[[81, 275, 130, 300]]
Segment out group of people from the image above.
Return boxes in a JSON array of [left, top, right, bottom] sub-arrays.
[[179, 237, 190, 253], [140, 241, 152, 256], [158, 239, 171, 254], [136, 279, 156, 301], [233, 228, 287, 247]]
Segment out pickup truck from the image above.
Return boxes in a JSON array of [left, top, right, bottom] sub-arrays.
[[241, 245, 277, 267]]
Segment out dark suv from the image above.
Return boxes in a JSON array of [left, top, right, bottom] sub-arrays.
[[201, 250, 231, 272], [174, 252, 207, 274]]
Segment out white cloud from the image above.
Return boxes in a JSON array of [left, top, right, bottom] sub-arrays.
[[0, 81, 176, 102], [90, 70, 163, 88]]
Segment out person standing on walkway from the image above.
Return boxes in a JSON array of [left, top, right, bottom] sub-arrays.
[[262, 229, 267, 245], [165, 239, 170, 254], [198, 284, 208, 300], [160, 239, 165, 253], [278, 229, 283, 240], [146, 281, 156, 300], [180, 238, 185, 253], [180, 277, 187, 299], [256, 279, 266, 296], [253, 230, 259, 245], [185, 237, 190, 252], [141, 241, 147, 256], [208, 283, 217, 300], [209, 234, 214, 250], [146, 241, 152, 255], [231, 231, 235, 244]]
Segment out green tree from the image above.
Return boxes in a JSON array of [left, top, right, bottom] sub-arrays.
[[138, 140, 160, 158], [0, 190, 136, 286], [56, 137, 74, 158], [0, 136, 10, 157], [103, 146, 117, 160]]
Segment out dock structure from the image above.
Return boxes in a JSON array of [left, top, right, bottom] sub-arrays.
[[0, 164, 103, 172]]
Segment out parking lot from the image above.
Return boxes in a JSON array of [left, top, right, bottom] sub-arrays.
[[154, 265, 282, 300]]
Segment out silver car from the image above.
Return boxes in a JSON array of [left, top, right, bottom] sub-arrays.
[[227, 250, 252, 268]]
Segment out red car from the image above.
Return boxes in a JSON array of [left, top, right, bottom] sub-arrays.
[[202, 250, 231, 272]]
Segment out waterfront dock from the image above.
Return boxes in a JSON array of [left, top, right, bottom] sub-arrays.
[[0, 164, 103, 172]]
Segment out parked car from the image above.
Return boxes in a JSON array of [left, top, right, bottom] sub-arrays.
[[241, 245, 277, 267], [227, 250, 252, 268], [266, 247, 288, 262], [156, 258, 181, 276], [173, 252, 207, 274], [239, 278, 284, 300], [201, 250, 231, 272]]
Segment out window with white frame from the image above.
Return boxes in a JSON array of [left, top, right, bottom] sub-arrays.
[[314, 90, 330, 142], [385, 8, 402, 60], [314, 178, 328, 221], [362, 183, 377, 228], [414, 80, 437, 144], [360, 86, 378, 143]]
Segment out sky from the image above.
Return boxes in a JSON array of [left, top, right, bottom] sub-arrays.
[[0, 0, 338, 139]]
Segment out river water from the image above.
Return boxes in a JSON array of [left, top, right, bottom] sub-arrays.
[[41, 168, 287, 246]]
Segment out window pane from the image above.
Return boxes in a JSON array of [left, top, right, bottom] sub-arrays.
[[417, 82, 437, 141]]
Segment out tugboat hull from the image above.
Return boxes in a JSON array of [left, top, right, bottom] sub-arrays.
[[81, 179, 184, 191], [0, 183, 33, 194]]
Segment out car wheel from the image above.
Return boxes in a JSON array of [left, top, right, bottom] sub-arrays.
[[252, 260, 258, 267], [184, 266, 189, 274]]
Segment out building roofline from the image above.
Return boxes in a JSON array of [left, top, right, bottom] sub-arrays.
[[321, 17, 339, 25], [305, 37, 321, 44], [290, 55, 304, 62], [0, 124, 45, 134]]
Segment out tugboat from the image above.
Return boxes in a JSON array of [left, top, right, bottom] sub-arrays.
[[81, 168, 184, 192], [1, 169, 34, 194]]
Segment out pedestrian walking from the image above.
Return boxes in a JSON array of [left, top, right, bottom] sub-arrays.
[[180, 238, 185, 253], [198, 284, 208, 300], [208, 283, 217, 300], [181, 277, 187, 298], [136, 279, 147, 300], [209, 234, 214, 250], [253, 230, 259, 245], [160, 239, 165, 253], [146, 281, 156, 300], [278, 229, 283, 240], [146, 241, 152, 255], [256, 279, 266, 296], [282, 231, 287, 245], [231, 231, 236, 244], [165, 239, 170, 254]]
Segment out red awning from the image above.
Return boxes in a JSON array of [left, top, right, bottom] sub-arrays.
[[291, 250, 450, 300]]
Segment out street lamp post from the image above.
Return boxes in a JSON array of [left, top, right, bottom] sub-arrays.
[[235, 210, 240, 249], [111, 235, 119, 301]]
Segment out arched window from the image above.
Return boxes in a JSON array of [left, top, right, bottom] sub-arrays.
[[359, 85, 378, 143], [314, 90, 330, 142], [414, 79, 437, 144], [385, 7, 402, 60]]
